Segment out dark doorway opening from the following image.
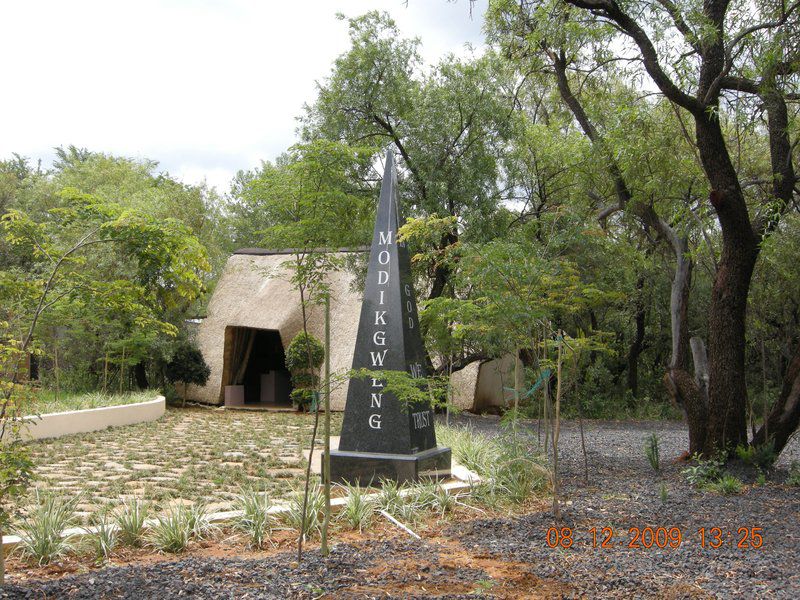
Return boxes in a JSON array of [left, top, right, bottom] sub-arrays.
[[224, 327, 292, 407]]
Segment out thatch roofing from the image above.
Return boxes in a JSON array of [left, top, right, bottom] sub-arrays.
[[187, 250, 364, 410]]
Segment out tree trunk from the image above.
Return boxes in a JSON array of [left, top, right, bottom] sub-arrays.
[[752, 342, 800, 453], [134, 361, 149, 390], [626, 275, 647, 399], [694, 113, 760, 455]]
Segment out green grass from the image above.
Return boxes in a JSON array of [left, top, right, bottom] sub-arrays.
[[23, 390, 157, 416]]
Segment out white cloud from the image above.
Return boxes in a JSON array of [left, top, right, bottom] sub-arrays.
[[0, 0, 486, 192]]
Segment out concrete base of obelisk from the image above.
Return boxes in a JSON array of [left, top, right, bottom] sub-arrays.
[[326, 445, 451, 485]]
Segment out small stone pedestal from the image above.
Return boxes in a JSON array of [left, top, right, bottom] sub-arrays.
[[328, 446, 451, 485]]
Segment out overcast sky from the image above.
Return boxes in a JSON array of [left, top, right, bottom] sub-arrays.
[[0, 0, 486, 192]]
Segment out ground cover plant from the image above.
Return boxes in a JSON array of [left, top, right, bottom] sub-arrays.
[[14, 408, 342, 524], [20, 390, 155, 417]]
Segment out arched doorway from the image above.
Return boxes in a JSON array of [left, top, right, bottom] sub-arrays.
[[223, 326, 292, 407]]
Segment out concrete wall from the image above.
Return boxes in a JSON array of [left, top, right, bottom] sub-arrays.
[[6, 396, 166, 442]]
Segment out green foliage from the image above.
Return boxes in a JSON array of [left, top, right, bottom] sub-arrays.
[[681, 455, 724, 487], [348, 368, 448, 414], [286, 332, 324, 411], [84, 513, 117, 563], [229, 140, 373, 250], [735, 441, 777, 470], [234, 488, 273, 549], [165, 341, 210, 394], [148, 505, 192, 554], [707, 475, 744, 496], [113, 498, 147, 547], [659, 483, 668, 503], [14, 492, 78, 566], [284, 484, 325, 539], [375, 479, 404, 514], [0, 441, 33, 529], [339, 482, 376, 532], [438, 425, 549, 506], [285, 332, 324, 373], [645, 433, 660, 472]]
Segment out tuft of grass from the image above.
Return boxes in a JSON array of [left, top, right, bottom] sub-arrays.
[[15, 492, 78, 566], [283, 484, 325, 539], [339, 482, 375, 532], [438, 425, 549, 506], [707, 474, 744, 495], [376, 479, 404, 515], [114, 498, 147, 547], [234, 488, 273, 549], [659, 483, 668, 503], [25, 390, 156, 416], [148, 505, 192, 553], [437, 425, 500, 478], [184, 502, 216, 540], [84, 513, 117, 563], [645, 433, 660, 472], [415, 481, 457, 518]]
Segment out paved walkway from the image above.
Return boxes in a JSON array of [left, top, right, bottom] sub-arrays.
[[25, 407, 341, 522]]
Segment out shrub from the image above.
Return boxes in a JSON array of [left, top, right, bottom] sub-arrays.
[[165, 340, 210, 406], [114, 498, 147, 547], [289, 388, 317, 412], [285, 333, 324, 373], [735, 441, 776, 470], [285, 332, 324, 412], [234, 488, 273, 549], [644, 433, 660, 472], [15, 492, 78, 566], [681, 454, 724, 487]]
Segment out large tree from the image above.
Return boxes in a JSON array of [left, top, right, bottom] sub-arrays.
[[302, 11, 517, 299], [490, 0, 800, 455]]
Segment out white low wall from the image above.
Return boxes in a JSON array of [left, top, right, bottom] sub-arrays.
[[9, 396, 165, 442]]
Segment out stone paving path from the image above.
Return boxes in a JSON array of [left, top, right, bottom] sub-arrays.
[[23, 407, 342, 523]]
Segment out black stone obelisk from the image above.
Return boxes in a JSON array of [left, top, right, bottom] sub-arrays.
[[328, 149, 451, 484]]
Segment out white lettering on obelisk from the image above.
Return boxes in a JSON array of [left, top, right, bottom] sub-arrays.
[[366, 229, 395, 431], [412, 410, 431, 429], [370, 350, 387, 367]]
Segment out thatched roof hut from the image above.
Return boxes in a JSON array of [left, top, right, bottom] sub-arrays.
[[189, 248, 511, 413], [187, 249, 364, 410]]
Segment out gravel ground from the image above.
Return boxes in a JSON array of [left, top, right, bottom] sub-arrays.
[[3, 416, 799, 599], [451, 415, 800, 598]]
